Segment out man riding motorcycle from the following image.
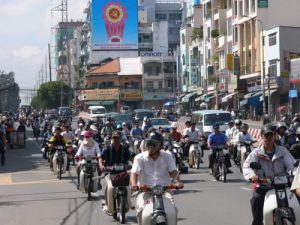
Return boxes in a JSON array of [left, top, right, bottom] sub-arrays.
[[207, 123, 233, 175], [275, 122, 288, 147], [231, 119, 242, 165], [74, 131, 101, 190], [131, 131, 184, 225], [101, 121, 115, 139], [169, 122, 183, 142], [243, 124, 295, 225], [99, 131, 131, 215], [48, 127, 67, 172], [61, 125, 74, 144], [183, 122, 202, 159]]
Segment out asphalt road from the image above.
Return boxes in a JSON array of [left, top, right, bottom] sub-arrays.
[[0, 125, 254, 225]]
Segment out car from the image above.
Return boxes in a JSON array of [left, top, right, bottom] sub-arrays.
[[105, 112, 119, 121], [113, 114, 133, 129], [132, 109, 155, 121], [191, 110, 232, 137], [88, 106, 107, 121], [149, 118, 171, 131], [47, 109, 58, 120]]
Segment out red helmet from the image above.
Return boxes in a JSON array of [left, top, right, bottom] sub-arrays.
[[84, 131, 93, 138]]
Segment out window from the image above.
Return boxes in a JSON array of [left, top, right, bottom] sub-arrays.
[[169, 13, 181, 20], [228, 0, 232, 9], [158, 81, 163, 89], [146, 81, 154, 89], [234, 26, 238, 43], [181, 33, 185, 44], [156, 13, 167, 20], [182, 54, 185, 65], [269, 59, 278, 76], [269, 33, 277, 46], [234, 0, 238, 16]]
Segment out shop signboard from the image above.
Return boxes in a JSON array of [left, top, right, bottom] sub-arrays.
[[83, 88, 119, 100]]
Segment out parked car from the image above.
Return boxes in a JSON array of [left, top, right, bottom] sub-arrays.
[[149, 118, 171, 131], [113, 114, 133, 129], [132, 109, 155, 121]]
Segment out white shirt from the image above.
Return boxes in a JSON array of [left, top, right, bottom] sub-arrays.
[[76, 142, 101, 158], [236, 132, 253, 143], [132, 150, 177, 186], [61, 131, 74, 143], [75, 128, 83, 137], [225, 128, 233, 139], [183, 128, 202, 142]]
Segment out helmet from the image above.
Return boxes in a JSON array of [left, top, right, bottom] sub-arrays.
[[170, 122, 178, 128], [240, 123, 249, 130], [122, 122, 126, 126], [276, 122, 287, 130], [286, 128, 296, 137], [116, 124, 122, 129], [84, 131, 93, 138], [293, 122, 300, 130], [105, 121, 110, 125], [228, 120, 234, 125], [146, 132, 164, 149], [234, 119, 242, 125], [261, 124, 276, 135]]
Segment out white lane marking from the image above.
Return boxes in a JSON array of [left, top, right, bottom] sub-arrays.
[[240, 187, 252, 191]]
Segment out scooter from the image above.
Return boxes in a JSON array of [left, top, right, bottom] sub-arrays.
[[137, 184, 178, 225], [186, 137, 201, 169], [211, 145, 228, 183], [133, 136, 143, 155], [106, 164, 132, 224], [78, 155, 99, 201], [250, 161, 300, 225], [52, 145, 67, 179], [238, 140, 256, 172], [171, 141, 188, 173], [66, 142, 77, 170]]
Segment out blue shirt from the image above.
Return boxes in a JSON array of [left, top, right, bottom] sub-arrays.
[[130, 128, 144, 137], [207, 132, 228, 146]]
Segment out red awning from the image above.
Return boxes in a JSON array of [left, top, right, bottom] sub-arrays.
[[289, 79, 300, 84], [276, 105, 287, 112]]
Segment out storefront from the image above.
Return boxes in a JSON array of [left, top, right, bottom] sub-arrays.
[[120, 91, 143, 109]]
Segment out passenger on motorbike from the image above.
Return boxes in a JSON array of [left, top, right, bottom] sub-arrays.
[[99, 131, 131, 215], [75, 123, 84, 139], [61, 125, 74, 144], [169, 122, 183, 142], [231, 119, 242, 165], [74, 130, 101, 190], [131, 131, 184, 225], [101, 121, 115, 139], [183, 122, 202, 159], [77, 117, 86, 127], [48, 127, 67, 171], [122, 122, 130, 136], [275, 122, 288, 147], [285, 129, 297, 150], [225, 120, 234, 139], [116, 124, 128, 143], [207, 123, 232, 174], [243, 124, 295, 225]]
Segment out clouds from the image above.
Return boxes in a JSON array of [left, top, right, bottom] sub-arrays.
[[12, 46, 42, 59], [0, 0, 86, 88]]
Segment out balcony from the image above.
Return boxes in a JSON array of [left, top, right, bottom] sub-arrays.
[[139, 42, 153, 49], [139, 26, 152, 34]]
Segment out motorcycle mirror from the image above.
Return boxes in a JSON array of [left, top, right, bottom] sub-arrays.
[[294, 160, 300, 168], [250, 162, 261, 170]]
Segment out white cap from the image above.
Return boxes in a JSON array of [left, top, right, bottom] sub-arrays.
[[171, 122, 178, 128], [79, 123, 83, 126], [122, 122, 126, 126]]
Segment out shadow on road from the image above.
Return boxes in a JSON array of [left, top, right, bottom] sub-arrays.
[[173, 189, 202, 195]]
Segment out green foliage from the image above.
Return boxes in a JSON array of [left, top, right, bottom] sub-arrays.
[[30, 81, 71, 109], [211, 29, 219, 38], [191, 27, 203, 42]]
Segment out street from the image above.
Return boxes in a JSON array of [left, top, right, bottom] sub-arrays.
[[0, 126, 254, 225]]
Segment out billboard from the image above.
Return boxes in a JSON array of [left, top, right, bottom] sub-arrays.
[[91, 0, 138, 50]]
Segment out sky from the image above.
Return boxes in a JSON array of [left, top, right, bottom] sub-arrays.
[[0, 0, 86, 89]]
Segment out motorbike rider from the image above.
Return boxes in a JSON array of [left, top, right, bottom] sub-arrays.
[[101, 120, 115, 139], [225, 120, 234, 139], [90, 124, 102, 146], [0, 130, 5, 166], [48, 126, 67, 171], [231, 119, 242, 165], [263, 113, 271, 125], [207, 123, 233, 175], [289, 127, 300, 159], [235, 123, 255, 164], [61, 125, 74, 144], [182, 120, 191, 135], [243, 124, 295, 225], [116, 124, 129, 143], [142, 117, 152, 132], [183, 122, 202, 159], [77, 117, 86, 127], [99, 131, 131, 215], [122, 122, 130, 136], [32, 118, 41, 140], [74, 130, 101, 190], [75, 123, 84, 139], [131, 131, 184, 225], [130, 121, 144, 138], [275, 122, 288, 147]]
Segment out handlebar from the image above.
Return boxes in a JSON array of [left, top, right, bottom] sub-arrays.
[[105, 164, 132, 173], [138, 184, 177, 192]]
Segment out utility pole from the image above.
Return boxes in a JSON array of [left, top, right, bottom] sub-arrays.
[[45, 56, 48, 83], [48, 43, 52, 82]]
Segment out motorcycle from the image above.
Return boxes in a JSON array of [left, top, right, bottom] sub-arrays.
[[133, 136, 143, 155], [186, 137, 201, 169], [52, 145, 67, 179], [250, 161, 300, 225], [78, 155, 99, 201], [66, 142, 77, 170], [41, 138, 50, 161], [136, 184, 178, 225], [238, 140, 256, 172], [171, 141, 188, 173], [211, 145, 228, 183], [106, 164, 132, 224]]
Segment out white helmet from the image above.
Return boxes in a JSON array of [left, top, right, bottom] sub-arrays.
[[171, 122, 178, 128], [296, 127, 300, 135], [122, 122, 126, 126]]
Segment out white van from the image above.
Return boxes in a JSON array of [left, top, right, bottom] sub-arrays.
[[88, 106, 107, 121], [191, 110, 232, 137]]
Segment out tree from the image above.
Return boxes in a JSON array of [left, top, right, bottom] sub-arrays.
[[191, 27, 203, 43], [31, 81, 72, 109]]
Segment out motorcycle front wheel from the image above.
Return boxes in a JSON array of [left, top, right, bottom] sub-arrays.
[[221, 163, 227, 183], [118, 196, 126, 224], [87, 177, 92, 201], [193, 151, 200, 169], [58, 160, 62, 180]]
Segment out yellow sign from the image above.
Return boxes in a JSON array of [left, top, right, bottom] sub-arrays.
[[83, 88, 119, 100], [120, 91, 143, 100], [227, 54, 234, 71]]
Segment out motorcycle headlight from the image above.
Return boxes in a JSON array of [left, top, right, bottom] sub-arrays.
[[153, 185, 164, 195], [114, 164, 124, 171], [273, 176, 288, 185]]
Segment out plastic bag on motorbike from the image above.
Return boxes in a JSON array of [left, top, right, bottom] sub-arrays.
[[111, 172, 130, 187]]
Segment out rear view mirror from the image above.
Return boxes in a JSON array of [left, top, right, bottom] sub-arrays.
[[294, 160, 300, 168], [250, 162, 261, 170]]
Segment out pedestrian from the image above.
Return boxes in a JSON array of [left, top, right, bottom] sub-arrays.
[[0, 131, 5, 166]]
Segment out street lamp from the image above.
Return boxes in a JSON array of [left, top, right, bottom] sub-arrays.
[[243, 15, 267, 116]]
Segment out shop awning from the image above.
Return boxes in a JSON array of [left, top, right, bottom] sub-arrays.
[[195, 96, 202, 102], [206, 93, 224, 102], [221, 91, 239, 103], [200, 91, 215, 101], [85, 100, 101, 106], [239, 72, 260, 80], [100, 101, 115, 106], [259, 89, 277, 101], [182, 92, 197, 103], [248, 91, 262, 107]]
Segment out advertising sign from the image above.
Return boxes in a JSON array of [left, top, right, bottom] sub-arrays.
[[120, 91, 143, 100], [91, 0, 138, 50], [290, 58, 300, 83], [83, 89, 119, 100], [258, 0, 268, 8], [289, 90, 298, 98]]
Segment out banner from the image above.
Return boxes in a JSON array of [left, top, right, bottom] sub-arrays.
[[91, 0, 138, 50], [83, 88, 119, 100]]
